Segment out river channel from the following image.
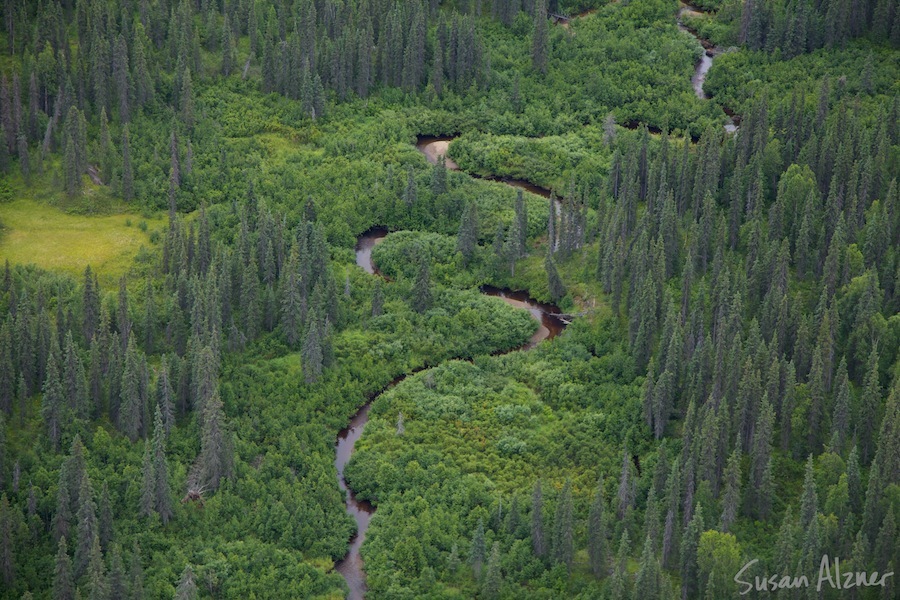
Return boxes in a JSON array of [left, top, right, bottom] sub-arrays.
[[335, 228, 566, 599]]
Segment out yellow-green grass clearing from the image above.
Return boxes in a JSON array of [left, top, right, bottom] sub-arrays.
[[0, 197, 164, 285]]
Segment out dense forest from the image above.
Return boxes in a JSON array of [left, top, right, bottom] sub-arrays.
[[0, 0, 897, 598]]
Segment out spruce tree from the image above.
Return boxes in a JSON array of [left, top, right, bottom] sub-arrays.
[[73, 473, 97, 578], [53, 537, 74, 600], [749, 396, 775, 518], [431, 155, 447, 196], [0, 494, 13, 586], [545, 254, 565, 302], [98, 483, 113, 552], [830, 358, 851, 454], [52, 469, 72, 543], [857, 347, 881, 464], [174, 564, 198, 600], [181, 68, 194, 130], [719, 447, 741, 531], [139, 444, 154, 519], [634, 534, 662, 598], [107, 544, 126, 600], [470, 517, 485, 578], [64, 130, 80, 196], [197, 387, 232, 491], [403, 166, 417, 209], [151, 405, 173, 524], [609, 530, 631, 600], [371, 279, 384, 317], [514, 189, 528, 258], [799, 455, 818, 529], [482, 542, 501, 598], [121, 125, 133, 202], [119, 339, 144, 442], [531, 479, 545, 558], [41, 349, 65, 451], [680, 504, 703, 600], [301, 318, 323, 383], [551, 479, 574, 570], [457, 202, 478, 265], [587, 478, 608, 577], [531, 0, 549, 74], [85, 533, 108, 600], [412, 256, 432, 314]]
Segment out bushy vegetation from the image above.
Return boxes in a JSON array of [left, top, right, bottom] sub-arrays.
[[0, 0, 897, 598]]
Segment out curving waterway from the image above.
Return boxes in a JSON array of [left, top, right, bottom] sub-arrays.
[[415, 136, 555, 200], [676, 2, 740, 131], [335, 228, 566, 599]]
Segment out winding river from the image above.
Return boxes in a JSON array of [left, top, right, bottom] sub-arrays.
[[677, 2, 740, 131], [415, 136, 554, 200], [335, 7, 736, 595], [335, 229, 566, 599]]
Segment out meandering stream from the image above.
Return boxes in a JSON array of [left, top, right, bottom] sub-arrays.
[[335, 7, 738, 595], [677, 2, 740, 131], [335, 228, 566, 599]]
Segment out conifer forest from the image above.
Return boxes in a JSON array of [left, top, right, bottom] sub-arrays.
[[0, 0, 899, 598]]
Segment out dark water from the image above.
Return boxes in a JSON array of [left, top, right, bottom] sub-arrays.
[[335, 229, 567, 598], [676, 2, 740, 131], [415, 136, 554, 199], [480, 285, 566, 350], [354, 226, 388, 275], [333, 401, 375, 600]]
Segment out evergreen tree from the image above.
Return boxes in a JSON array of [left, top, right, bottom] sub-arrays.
[[107, 544, 126, 600], [52, 537, 74, 600], [531, 0, 549, 74], [531, 479, 545, 558], [16, 130, 28, 182], [174, 564, 198, 600], [412, 256, 432, 314], [85, 534, 108, 600], [609, 530, 631, 600], [97, 483, 113, 553], [196, 387, 232, 491], [680, 504, 703, 600], [41, 349, 65, 451], [720, 447, 741, 531], [371, 279, 384, 317], [73, 473, 97, 578], [457, 202, 478, 266], [857, 347, 881, 464], [830, 357, 851, 453], [52, 469, 72, 543], [587, 478, 608, 577], [431, 155, 448, 196], [403, 167, 417, 209], [119, 339, 144, 442], [799, 455, 818, 529], [470, 517, 485, 578], [139, 444, 154, 519], [634, 534, 662, 599], [0, 494, 13, 586], [513, 190, 528, 258], [121, 125, 133, 201], [482, 541, 502, 598], [151, 405, 173, 524], [545, 254, 565, 302], [64, 130, 81, 196], [301, 318, 323, 383], [180, 68, 194, 130], [130, 542, 145, 600], [551, 479, 574, 570], [749, 396, 775, 518]]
